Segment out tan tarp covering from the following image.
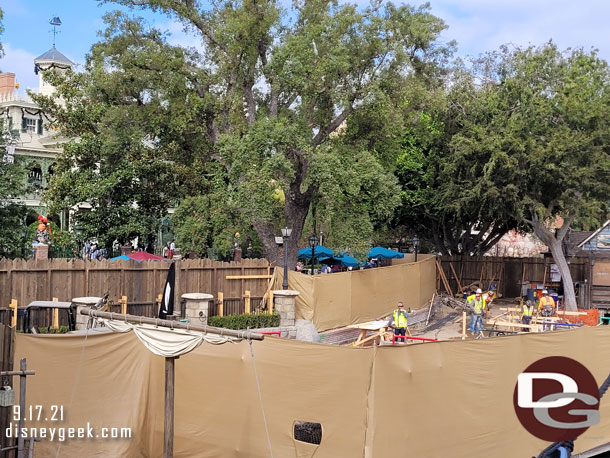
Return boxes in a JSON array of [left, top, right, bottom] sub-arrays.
[[273, 255, 436, 331], [100, 319, 238, 356], [14, 326, 610, 457]]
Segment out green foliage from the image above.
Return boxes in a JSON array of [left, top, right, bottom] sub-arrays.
[[171, 192, 257, 259], [0, 121, 31, 258], [208, 313, 280, 330], [27, 221, 75, 248], [447, 43, 610, 233], [36, 326, 70, 334]]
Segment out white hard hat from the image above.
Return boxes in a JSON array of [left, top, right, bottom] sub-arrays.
[[476, 288, 482, 294], [542, 289, 548, 295]]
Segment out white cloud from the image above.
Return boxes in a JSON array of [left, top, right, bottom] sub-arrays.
[[415, 0, 610, 61], [0, 43, 39, 93]]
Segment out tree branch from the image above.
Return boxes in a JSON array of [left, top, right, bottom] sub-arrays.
[[312, 104, 353, 147]]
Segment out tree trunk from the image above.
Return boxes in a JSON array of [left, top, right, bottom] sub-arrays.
[[530, 216, 578, 312], [545, 237, 577, 311], [253, 197, 310, 269]]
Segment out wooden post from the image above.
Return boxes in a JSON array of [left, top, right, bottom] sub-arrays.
[[425, 293, 435, 326], [156, 294, 162, 315], [268, 290, 274, 314], [121, 296, 127, 315], [164, 357, 175, 458], [9, 299, 17, 328], [217, 292, 224, 317], [462, 311, 467, 340], [244, 290, 251, 314], [449, 263, 463, 294], [85, 262, 90, 297], [52, 297, 59, 330]]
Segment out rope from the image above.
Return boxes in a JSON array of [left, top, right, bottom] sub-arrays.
[[249, 339, 274, 458], [54, 314, 92, 458], [536, 371, 610, 458]]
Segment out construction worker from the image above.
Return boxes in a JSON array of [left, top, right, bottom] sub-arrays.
[[483, 290, 495, 309], [521, 300, 535, 331], [387, 301, 408, 343], [467, 289, 486, 335], [538, 290, 556, 331]]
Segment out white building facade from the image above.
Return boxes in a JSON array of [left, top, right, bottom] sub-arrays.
[[0, 46, 73, 228]]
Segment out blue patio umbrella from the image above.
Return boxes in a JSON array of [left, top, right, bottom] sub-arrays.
[[318, 253, 359, 267], [298, 245, 334, 259], [109, 254, 138, 262], [368, 246, 404, 259]]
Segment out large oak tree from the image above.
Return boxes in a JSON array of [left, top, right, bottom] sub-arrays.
[[36, 0, 451, 263]]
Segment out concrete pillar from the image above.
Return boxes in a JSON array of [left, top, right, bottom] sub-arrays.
[[273, 290, 299, 329], [182, 293, 213, 325], [34, 243, 48, 260], [71, 296, 102, 330]]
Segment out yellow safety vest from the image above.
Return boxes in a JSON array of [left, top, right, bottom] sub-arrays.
[[522, 305, 534, 317], [468, 295, 486, 314], [393, 310, 408, 328]]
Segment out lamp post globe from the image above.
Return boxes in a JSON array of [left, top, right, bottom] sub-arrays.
[[412, 235, 419, 262], [281, 227, 292, 289]]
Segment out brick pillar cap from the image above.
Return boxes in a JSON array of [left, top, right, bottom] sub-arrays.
[[272, 290, 300, 297], [72, 297, 102, 305], [181, 293, 214, 300]]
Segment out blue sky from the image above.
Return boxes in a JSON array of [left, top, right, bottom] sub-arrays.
[[2, 0, 610, 91]]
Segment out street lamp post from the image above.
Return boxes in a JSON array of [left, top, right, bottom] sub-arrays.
[[308, 234, 318, 276], [281, 227, 292, 289], [74, 224, 83, 258], [412, 235, 420, 262]]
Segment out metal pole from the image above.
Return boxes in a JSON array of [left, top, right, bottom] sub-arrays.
[[164, 357, 175, 458], [78, 308, 265, 340], [310, 246, 314, 275], [282, 236, 289, 289], [415, 246, 418, 262], [17, 359, 26, 458]]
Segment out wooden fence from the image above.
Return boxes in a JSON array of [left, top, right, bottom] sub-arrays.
[[0, 258, 273, 329], [438, 255, 588, 301]]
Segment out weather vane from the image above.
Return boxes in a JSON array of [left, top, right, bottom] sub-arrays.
[[49, 16, 62, 48]]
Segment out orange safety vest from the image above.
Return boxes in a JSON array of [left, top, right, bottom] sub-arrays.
[[538, 296, 555, 311]]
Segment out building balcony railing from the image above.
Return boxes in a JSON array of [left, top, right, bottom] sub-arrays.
[[0, 91, 35, 104]]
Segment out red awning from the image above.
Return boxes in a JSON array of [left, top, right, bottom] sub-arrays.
[[128, 251, 166, 262]]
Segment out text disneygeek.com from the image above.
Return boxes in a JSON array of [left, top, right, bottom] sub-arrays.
[[5, 423, 132, 441]]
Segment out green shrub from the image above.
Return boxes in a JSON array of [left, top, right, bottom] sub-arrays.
[[208, 313, 280, 330], [36, 325, 70, 334]]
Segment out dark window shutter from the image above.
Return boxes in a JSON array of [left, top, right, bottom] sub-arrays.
[[37, 119, 43, 135], [21, 117, 26, 132]]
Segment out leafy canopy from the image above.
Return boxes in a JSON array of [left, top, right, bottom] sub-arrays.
[[38, 0, 452, 262]]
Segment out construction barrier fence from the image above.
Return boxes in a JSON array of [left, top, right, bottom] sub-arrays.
[[272, 254, 436, 331]]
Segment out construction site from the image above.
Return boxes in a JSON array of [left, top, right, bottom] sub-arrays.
[[1, 253, 610, 458]]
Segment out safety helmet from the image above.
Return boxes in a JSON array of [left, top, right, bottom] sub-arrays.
[[542, 289, 548, 295], [476, 288, 482, 294]]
